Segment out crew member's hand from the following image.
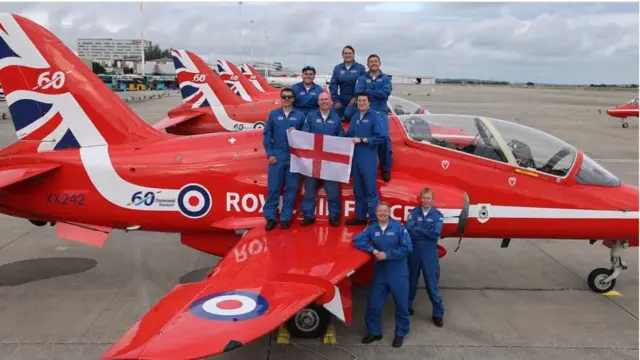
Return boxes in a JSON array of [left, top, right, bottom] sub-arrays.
[[268, 156, 277, 165], [353, 137, 361, 144], [287, 127, 295, 132], [375, 251, 387, 261], [362, 137, 368, 143], [349, 98, 356, 105]]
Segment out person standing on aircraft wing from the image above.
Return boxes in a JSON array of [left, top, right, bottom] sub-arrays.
[[345, 92, 384, 226], [329, 45, 366, 122], [406, 188, 445, 327], [300, 92, 345, 228], [263, 88, 306, 230], [292, 65, 325, 117], [353, 201, 413, 348], [354, 54, 393, 182]]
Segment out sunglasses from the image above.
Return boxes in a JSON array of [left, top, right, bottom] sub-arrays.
[[281, 95, 294, 99]]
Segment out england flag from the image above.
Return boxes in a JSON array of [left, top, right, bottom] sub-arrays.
[[287, 130, 354, 184]]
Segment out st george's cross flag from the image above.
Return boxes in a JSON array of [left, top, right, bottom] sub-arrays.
[[287, 130, 354, 184]]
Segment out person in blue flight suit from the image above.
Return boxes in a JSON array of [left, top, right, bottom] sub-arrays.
[[354, 54, 393, 182], [353, 201, 413, 348], [406, 188, 445, 327], [345, 92, 385, 226], [291, 65, 325, 117], [328, 45, 367, 121], [263, 87, 305, 231], [299, 92, 345, 228]]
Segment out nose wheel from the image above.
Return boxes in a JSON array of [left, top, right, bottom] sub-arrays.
[[587, 240, 628, 293], [621, 121, 628, 128]]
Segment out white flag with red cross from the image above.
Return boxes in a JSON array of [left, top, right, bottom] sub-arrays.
[[287, 130, 354, 183]]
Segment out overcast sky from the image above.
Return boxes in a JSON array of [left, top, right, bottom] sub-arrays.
[[5, 1, 639, 84]]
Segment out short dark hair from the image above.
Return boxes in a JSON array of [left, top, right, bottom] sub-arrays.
[[367, 54, 380, 62], [302, 65, 316, 74], [356, 91, 370, 101], [280, 87, 294, 97], [342, 45, 355, 54]]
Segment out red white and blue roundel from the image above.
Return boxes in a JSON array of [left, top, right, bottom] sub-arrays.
[[189, 291, 269, 321], [177, 183, 212, 219]]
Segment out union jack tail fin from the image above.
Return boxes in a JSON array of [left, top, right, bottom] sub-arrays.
[[0, 13, 167, 154], [239, 63, 278, 92], [215, 59, 254, 101], [170, 49, 245, 108]]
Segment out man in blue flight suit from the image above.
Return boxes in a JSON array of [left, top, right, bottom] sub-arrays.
[[345, 92, 384, 226], [263, 87, 305, 230], [292, 65, 325, 117], [354, 54, 393, 182], [406, 188, 445, 327], [299, 92, 345, 227], [353, 201, 413, 348], [329, 45, 366, 121]]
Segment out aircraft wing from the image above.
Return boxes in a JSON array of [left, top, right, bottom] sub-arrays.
[[102, 223, 371, 360]]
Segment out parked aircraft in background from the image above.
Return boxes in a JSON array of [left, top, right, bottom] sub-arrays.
[[605, 97, 639, 128]]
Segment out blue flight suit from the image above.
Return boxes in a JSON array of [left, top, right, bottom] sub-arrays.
[[292, 81, 325, 117], [346, 109, 384, 221], [300, 108, 345, 220], [329, 61, 366, 118], [355, 72, 393, 175], [406, 206, 445, 318], [353, 219, 413, 337], [263, 108, 305, 222]]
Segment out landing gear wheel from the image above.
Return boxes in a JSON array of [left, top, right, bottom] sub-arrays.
[[622, 122, 628, 128], [588, 267, 616, 293], [285, 303, 330, 339]]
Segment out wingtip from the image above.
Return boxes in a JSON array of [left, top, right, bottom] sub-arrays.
[[223, 340, 243, 352]]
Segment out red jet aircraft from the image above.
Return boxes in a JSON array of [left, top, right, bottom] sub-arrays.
[[237, 62, 280, 93], [604, 97, 639, 128], [153, 49, 281, 134], [215, 59, 280, 101], [0, 14, 637, 360]]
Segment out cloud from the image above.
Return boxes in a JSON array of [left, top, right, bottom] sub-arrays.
[[3, 2, 638, 84]]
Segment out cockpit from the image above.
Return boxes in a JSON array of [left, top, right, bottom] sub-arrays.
[[628, 97, 639, 105], [398, 114, 620, 186], [388, 95, 429, 116]]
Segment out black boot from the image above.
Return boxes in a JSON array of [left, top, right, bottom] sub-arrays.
[[346, 218, 367, 226], [361, 334, 382, 344], [300, 217, 315, 227], [265, 220, 276, 231], [392, 336, 404, 348]]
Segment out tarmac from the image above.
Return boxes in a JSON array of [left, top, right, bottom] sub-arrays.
[[0, 85, 637, 360]]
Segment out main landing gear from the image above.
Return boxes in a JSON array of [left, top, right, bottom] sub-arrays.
[[587, 240, 628, 293]]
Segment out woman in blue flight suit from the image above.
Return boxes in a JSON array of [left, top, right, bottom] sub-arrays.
[[406, 188, 445, 327], [328, 45, 366, 121], [353, 201, 413, 348]]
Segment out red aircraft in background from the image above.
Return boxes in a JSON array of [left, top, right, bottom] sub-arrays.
[[215, 59, 280, 101], [153, 49, 281, 134], [237, 63, 280, 93], [604, 97, 638, 128], [0, 13, 638, 360], [156, 51, 477, 147]]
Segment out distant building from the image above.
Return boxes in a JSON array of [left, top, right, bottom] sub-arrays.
[[135, 57, 176, 75], [248, 61, 298, 77], [77, 38, 152, 65]]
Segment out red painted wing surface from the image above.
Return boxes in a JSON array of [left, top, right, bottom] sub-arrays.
[[102, 223, 370, 360]]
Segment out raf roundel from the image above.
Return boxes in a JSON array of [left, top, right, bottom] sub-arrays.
[[189, 291, 269, 321], [177, 183, 212, 219]]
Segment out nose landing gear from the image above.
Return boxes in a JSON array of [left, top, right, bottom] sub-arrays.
[[587, 240, 628, 293]]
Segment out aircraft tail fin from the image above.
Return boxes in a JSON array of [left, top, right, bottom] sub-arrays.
[[215, 60, 255, 101], [239, 64, 278, 92], [170, 49, 245, 107], [0, 13, 167, 154]]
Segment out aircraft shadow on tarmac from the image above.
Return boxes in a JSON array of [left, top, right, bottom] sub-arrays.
[[0, 257, 98, 286], [179, 267, 211, 284]]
